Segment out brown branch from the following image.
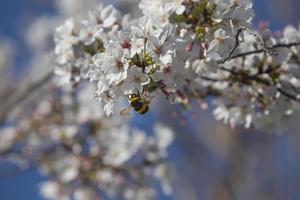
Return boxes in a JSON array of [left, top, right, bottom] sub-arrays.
[[199, 75, 226, 82], [214, 29, 300, 103], [218, 26, 277, 64], [219, 27, 245, 64], [217, 24, 300, 63], [229, 42, 300, 61], [0, 71, 53, 125], [219, 66, 271, 85], [219, 67, 300, 103], [276, 87, 300, 103]]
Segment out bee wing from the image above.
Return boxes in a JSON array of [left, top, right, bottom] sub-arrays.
[[143, 95, 155, 104], [120, 107, 132, 115]]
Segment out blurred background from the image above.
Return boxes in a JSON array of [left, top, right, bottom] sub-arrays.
[[0, 0, 300, 200]]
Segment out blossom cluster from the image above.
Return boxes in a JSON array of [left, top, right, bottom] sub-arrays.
[[0, 84, 174, 200], [53, 0, 300, 130], [0, 1, 176, 200]]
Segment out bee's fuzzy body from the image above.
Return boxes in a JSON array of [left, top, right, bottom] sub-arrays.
[[129, 95, 149, 114]]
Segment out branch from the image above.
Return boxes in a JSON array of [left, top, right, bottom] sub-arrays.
[[229, 42, 300, 61], [219, 27, 245, 64], [219, 67, 300, 103], [217, 24, 300, 63], [218, 26, 275, 64], [0, 71, 53, 125], [219, 66, 270, 85], [276, 87, 300, 103], [199, 75, 226, 82]]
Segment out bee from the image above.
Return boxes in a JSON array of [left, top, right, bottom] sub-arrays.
[[120, 92, 153, 115]]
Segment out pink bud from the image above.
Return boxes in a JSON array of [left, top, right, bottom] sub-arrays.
[[273, 31, 283, 39], [258, 21, 270, 31]]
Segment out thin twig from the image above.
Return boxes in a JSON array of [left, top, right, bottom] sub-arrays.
[[276, 87, 300, 103], [219, 66, 300, 103], [228, 42, 300, 61], [219, 66, 271, 85], [200, 75, 226, 82], [0, 71, 53, 125], [219, 27, 245, 64], [218, 24, 300, 63], [243, 26, 273, 54]]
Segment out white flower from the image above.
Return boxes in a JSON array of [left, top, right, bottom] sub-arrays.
[[207, 28, 235, 60], [73, 188, 96, 200], [0, 127, 17, 152], [154, 123, 174, 153], [283, 25, 300, 43], [164, 0, 186, 15], [102, 126, 146, 167], [124, 187, 155, 200], [93, 48, 128, 85], [54, 19, 79, 65], [139, 0, 171, 27], [213, 0, 254, 23], [122, 67, 150, 94], [213, 103, 241, 126], [191, 58, 218, 74], [92, 4, 121, 28], [61, 166, 79, 183], [130, 37, 145, 56], [154, 164, 173, 195], [40, 181, 70, 200], [55, 0, 99, 17], [79, 4, 121, 45], [59, 157, 80, 183]]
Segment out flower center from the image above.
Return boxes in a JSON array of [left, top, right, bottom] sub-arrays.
[[116, 61, 124, 71], [121, 41, 131, 49], [163, 65, 172, 74]]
